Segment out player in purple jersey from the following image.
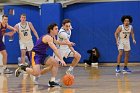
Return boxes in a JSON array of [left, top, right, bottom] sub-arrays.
[[0, 15, 16, 74], [15, 23, 74, 87]]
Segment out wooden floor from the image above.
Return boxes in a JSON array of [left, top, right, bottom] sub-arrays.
[[0, 66, 140, 93]]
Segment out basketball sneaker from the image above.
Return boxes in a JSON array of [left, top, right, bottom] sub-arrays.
[[116, 65, 121, 73], [15, 64, 28, 77], [48, 81, 61, 87], [15, 67, 22, 77], [123, 66, 132, 73], [3, 68, 13, 74]]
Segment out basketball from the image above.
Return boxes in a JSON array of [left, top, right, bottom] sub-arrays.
[[62, 74, 74, 86]]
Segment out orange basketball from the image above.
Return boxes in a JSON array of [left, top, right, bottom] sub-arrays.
[[62, 74, 74, 86]]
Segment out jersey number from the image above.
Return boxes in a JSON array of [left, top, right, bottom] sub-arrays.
[[23, 32, 28, 36], [124, 34, 127, 38]]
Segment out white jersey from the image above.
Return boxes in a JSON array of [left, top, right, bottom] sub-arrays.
[[18, 21, 32, 42], [57, 27, 71, 49], [118, 24, 132, 42]]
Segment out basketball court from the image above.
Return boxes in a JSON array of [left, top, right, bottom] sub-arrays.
[[0, 66, 140, 93]]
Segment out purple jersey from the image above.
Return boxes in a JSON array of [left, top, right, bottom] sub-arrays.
[[32, 35, 50, 55], [0, 22, 7, 42], [0, 22, 7, 51]]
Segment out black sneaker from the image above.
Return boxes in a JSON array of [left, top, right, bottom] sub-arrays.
[[19, 64, 28, 71], [48, 81, 61, 87], [15, 67, 22, 77]]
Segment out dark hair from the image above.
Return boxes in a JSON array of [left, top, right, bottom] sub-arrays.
[[2, 14, 8, 18], [121, 15, 133, 23], [47, 23, 58, 33], [93, 47, 100, 58], [87, 47, 100, 58], [62, 19, 71, 25], [20, 13, 26, 17]]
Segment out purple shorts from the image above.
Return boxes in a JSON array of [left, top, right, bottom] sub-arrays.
[[30, 51, 50, 66], [0, 42, 6, 51]]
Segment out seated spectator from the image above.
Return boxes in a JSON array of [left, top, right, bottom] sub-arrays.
[[84, 47, 100, 67]]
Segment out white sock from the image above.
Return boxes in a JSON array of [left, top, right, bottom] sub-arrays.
[[68, 66, 74, 71], [50, 77, 55, 82]]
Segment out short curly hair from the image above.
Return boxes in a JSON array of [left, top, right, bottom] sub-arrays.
[[121, 15, 133, 23], [47, 23, 58, 33]]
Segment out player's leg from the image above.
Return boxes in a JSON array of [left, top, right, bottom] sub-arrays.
[[32, 56, 55, 85], [19, 41, 27, 65], [15, 51, 40, 76], [43, 57, 60, 87], [123, 43, 131, 73], [116, 41, 124, 73], [25, 40, 34, 65], [71, 51, 81, 66], [0, 43, 13, 74], [124, 51, 129, 67], [116, 50, 123, 73], [15, 52, 41, 85], [20, 49, 26, 64], [0, 50, 7, 68], [26, 40, 34, 57], [65, 49, 81, 74]]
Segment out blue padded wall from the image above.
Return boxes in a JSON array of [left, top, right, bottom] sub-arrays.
[[63, 2, 140, 62]]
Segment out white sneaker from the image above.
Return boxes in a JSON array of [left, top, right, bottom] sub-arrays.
[[91, 63, 98, 67], [4, 68, 13, 74]]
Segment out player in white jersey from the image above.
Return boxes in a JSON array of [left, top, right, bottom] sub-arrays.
[[13, 14, 39, 65], [54, 19, 81, 74], [115, 15, 136, 73]]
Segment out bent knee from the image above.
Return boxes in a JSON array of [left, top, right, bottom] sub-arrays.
[[75, 53, 81, 59], [48, 57, 59, 66], [52, 60, 59, 67]]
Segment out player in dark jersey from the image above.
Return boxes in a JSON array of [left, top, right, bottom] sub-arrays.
[[15, 23, 74, 87], [0, 15, 16, 74]]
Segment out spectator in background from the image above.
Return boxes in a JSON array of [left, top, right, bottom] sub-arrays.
[[84, 47, 100, 67]]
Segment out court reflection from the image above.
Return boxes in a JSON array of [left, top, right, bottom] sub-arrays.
[[116, 74, 132, 93]]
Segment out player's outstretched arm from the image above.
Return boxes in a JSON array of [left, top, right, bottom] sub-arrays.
[[53, 37, 74, 47], [43, 35, 67, 66]]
